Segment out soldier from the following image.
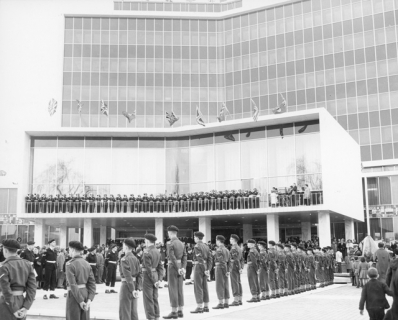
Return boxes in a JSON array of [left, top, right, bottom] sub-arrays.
[[42, 239, 59, 299], [190, 231, 212, 314], [228, 190, 235, 210], [129, 194, 135, 213], [198, 192, 204, 212], [229, 234, 244, 306], [307, 247, 316, 290], [88, 193, 95, 213], [291, 244, 300, 294], [48, 194, 54, 213], [33, 193, 40, 213], [65, 241, 96, 320], [276, 243, 287, 297], [25, 194, 32, 213], [236, 190, 244, 210], [211, 235, 230, 309], [142, 234, 164, 320], [0, 239, 36, 320], [116, 194, 122, 213], [67, 194, 74, 213], [191, 193, 198, 212], [222, 191, 229, 210], [95, 194, 102, 213], [135, 195, 142, 213], [258, 241, 270, 300], [81, 194, 88, 213], [284, 244, 295, 295], [209, 191, 216, 211], [109, 194, 116, 213], [163, 225, 187, 319], [119, 238, 142, 320], [86, 247, 98, 289], [216, 191, 223, 210], [246, 239, 260, 302], [54, 194, 61, 213], [96, 248, 104, 284], [39, 194, 47, 213], [105, 244, 118, 294], [185, 247, 194, 285], [103, 194, 109, 213], [142, 193, 149, 213], [167, 194, 174, 213], [267, 241, 278, 299], [148, 194, 155, 213], [20, 241, 36, 268], [154, 195, 161, 213]]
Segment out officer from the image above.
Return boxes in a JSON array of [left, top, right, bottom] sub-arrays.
[[109, 194, 116, 213], [86, 247, 98, 287], [258, 241, 270, 300], [48, 195, 54, 213], [276, 243, 287, 297], [39, 194, 47, 213], [81, 194, 88, 213], [74, 193, 81, 213], [190, 231, 212, 314], [105, 244, 118, 294], [314, 247, 323, 288], [54, 194, 61, 213], [148, 194, 155, 213], [0, 239, 36, 320], [246, 239, 260, 302], [119, 238, 142, 320], [142, 193, 149, 213], [163, 225, 187, 319], [96, 194, 102, 213], [142, 234, 164, 320], [88, 193, 95, 213], [129, 194, 135, 213], [65, 241, 96, 320], [284, 244, 295, 295], [42, 239, 59, 299], [20, 241, 36, 267], [103, 194, 109, 213], [229, 234, 244, 306], [267, 240, 278, 299], [116, 194, 122, 213], [212, 235, 231, 309]]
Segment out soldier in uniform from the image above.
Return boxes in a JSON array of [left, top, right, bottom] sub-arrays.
[[276, 244, 287, 297], [212, 235, 231, 309], [39, 194, 46, 213], [109, 194, 116, 213], [228, 190, 235, 210], [163, 225, 187, 319], [291, 244, 300, 294], [148, 194, 155, 213], [222, 191, 229, 210], [116, 194, 122, 213], [129, 194, 135, 213], [258, 241, 270, 300], [96, 248, 104, 284], [135, 195, 142, 213], [267, 241, 278, 299], [95, 194, 102, 213], [0, 239, 36, 320], [80, 194, 87, 213], [142, 234, 164, 320], [142, 193, 149, 213], [65, 241, 96, 320], [284, 244, 295, 295], [190, 231, 212, 314], [86, 247, 98, 290], [103, 194, 109, 213], [119, 238, 142, 320], [105, 244, 118, 293], [197, 192, 204, 212], [246, 239, 260, 302], [67, 194, 74, 213], [307, 247, 316, 290], [185, 247, 194, 284], [236, 190, 244, 210], [54, 194, 61, 213], [229, 234, 244, 306], [42, 239, 59, 299], [47, 194, 54, 213], [88, 193, 95, 213], [25, 194, 32, 213], [20, 241, 36, 268]]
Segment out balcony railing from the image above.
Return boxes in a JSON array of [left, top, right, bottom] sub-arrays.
[[268, 191, 323, 207]]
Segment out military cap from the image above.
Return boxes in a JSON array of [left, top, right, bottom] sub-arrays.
[[2, 239, 21, 250], [258, 241, 267, 247], [48, 239, 56, 244], [167, 225, 179, 232], [27, 241, 35, 245], [145, 233, 157, 242], [247, 239, 256, 244], [124, 237, 136, 248], [284, 244, 291, 248], [68, 241, 84, 251], [87, 246, 96, 252], [230, 234, 240, 242], [268, 240, 276, 246], [277, 243, 284, 249], [194, 231, 204, 239], [216, 235, 225, 242]]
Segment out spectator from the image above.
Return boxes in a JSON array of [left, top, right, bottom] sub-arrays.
[[359, 268, 392, 320], [374, 242, 390, 284], [385, 249, 398, 320], [359, 257, 370, 287], [270, 189, 278, 207], [335, 249, 343, 273], [56, 249, 66, 289], [303, 184, 311, 205], [354, 256, 360, 288]]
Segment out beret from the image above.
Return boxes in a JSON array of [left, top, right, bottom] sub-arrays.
[[124, 237, 136, 248], [216, 235, 225, 242], [284, 244, 291, 248], [87, 246, 96, 252], [277, 243, 284, 249], [258, 241, 267, 247], [27, 241, 35, 245], [68, 241, 84, 251], [145, 233, 157, 242], [268, 240, 276, 246], [247, 239, 256, 244], [230, 234, 240, 242], [167, 225, 179, 232], [194, 231, 204, 239], [2, 240, 21, 250], [48, 239, 56, 244]]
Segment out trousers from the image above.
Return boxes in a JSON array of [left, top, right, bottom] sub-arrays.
[[247, 266, 260, 296], [268, 270, 278, 291], [66, 288, 90, 320], [193, 264, 209, 304], [44, 264, 57, 291], [230, 268, 243, 298], [119, 282, 139, 320], [106, 264, 116, 287], [167, 266, 184, 307], [215, 266, 230, 300], [0, 294, 25, 320], [143, 271, 160, 320], [259, 268, 269, 293]]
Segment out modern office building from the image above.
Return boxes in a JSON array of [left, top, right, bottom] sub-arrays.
[[1, 0, 397, 246]]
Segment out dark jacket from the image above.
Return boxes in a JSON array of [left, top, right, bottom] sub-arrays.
[[359, 279, 392, 311]]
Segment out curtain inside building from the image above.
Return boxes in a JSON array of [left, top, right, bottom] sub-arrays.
[[379, 177, 392, 205]]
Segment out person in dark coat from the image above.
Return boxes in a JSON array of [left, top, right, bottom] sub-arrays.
[[373, 242, 390, 283], [385, 249, 398, 320]]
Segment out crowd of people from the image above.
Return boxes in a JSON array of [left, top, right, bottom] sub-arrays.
[[269, 184, 321, 207]]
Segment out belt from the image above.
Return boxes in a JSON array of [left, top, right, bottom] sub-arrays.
[[108, 261, 117, 264], [30, 262, 34, 265], [121, 277, 136, 282], [89, 263, 97, 266], [215, 262, 226, 266], [247, 262, 253, 265], [0, 291, 24, 296], [142, 268, 156, 272], [176, 260, 181, 263], [46, 260, 56, 263], [67, 284, 86, 290], [187, 260, 193, 262], [193, 261, 203, 265]]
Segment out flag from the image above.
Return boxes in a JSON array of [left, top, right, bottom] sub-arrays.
[[122, 110, 136, 123], [272, 94, 287, 114], [48, 98, 57, 116], [76, 99, 83, 115], [217, 102, 230, 122], [251, 99, 259, 122], [166, 111, 179, 126], [298, 125, 308, 134], [224, 134, 235, 142], [196, 105, 205, 127], [100, 100, 108, 116]]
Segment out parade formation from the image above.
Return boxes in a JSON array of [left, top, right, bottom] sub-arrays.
[[0, 225, 336, 320]]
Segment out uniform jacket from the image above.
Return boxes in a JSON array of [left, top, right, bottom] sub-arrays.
[[193, 241, 212, 271], [96, 253, 104, 267], [214, 245, 231, 271], [41, 248, 58, 267], [259, 249, 269, 271], [65, 256, 96, 303], [120, 251, 142, 292], [166, 237, 187, 271], [86, 253, 97, 266], [105, 251, 118, 267], [247, 247, 260, 271], [277, 250, 287, 272], [230, 244, 244, 272], [285, 251, 295, 271], [268, 248, 278, 271], [143, 245, 164, 285], [20, 249, 35, 264]]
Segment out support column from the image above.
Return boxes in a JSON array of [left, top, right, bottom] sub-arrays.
[[155, 218, 164, 243], [345, 219, 355, 241], [111, 228, 116, 240], [199, 217, 212, 243], [100, 226, 107, 246], [243, 223, 253, 243], [34, 219, 46, 247], [318, 211, 331, 248], [60, 225, 67, 249], [267, 214, 279, 242], [83, 218, 93, 248], [301, 222, 311, 241]]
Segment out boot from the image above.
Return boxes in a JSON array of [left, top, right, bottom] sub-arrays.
[[212, 304, 224, 309], [163, 312, 178, 319], [177, 310, 183, 318], [190, 308, 203, 314]]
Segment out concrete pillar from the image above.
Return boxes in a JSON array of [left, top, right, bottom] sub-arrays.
[[318, 211, 331, 248], [60, 225, 68, 249], [345, 219, 355, 241], [301, 221, 312, 241], [111, 228, 116, 240], [83, 218, 93, 248], [243, 223, 253, 242], [100, 226, 107, 246], [267, 214, 279, 242], [34, 219, 46, 246], [199, 217, 212, 243], [155, 218, 164, 243]]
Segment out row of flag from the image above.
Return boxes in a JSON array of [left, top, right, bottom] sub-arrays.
[[48, 94, 288, 127]]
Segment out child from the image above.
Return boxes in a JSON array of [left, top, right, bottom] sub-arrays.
[[348, 257, 355, 286], [359, 256, 370, 287], [359, 268, 392, 320], [354, 256, 360, 288]]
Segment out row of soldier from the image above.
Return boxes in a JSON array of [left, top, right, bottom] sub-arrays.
[[25, 189, 260, 214]]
